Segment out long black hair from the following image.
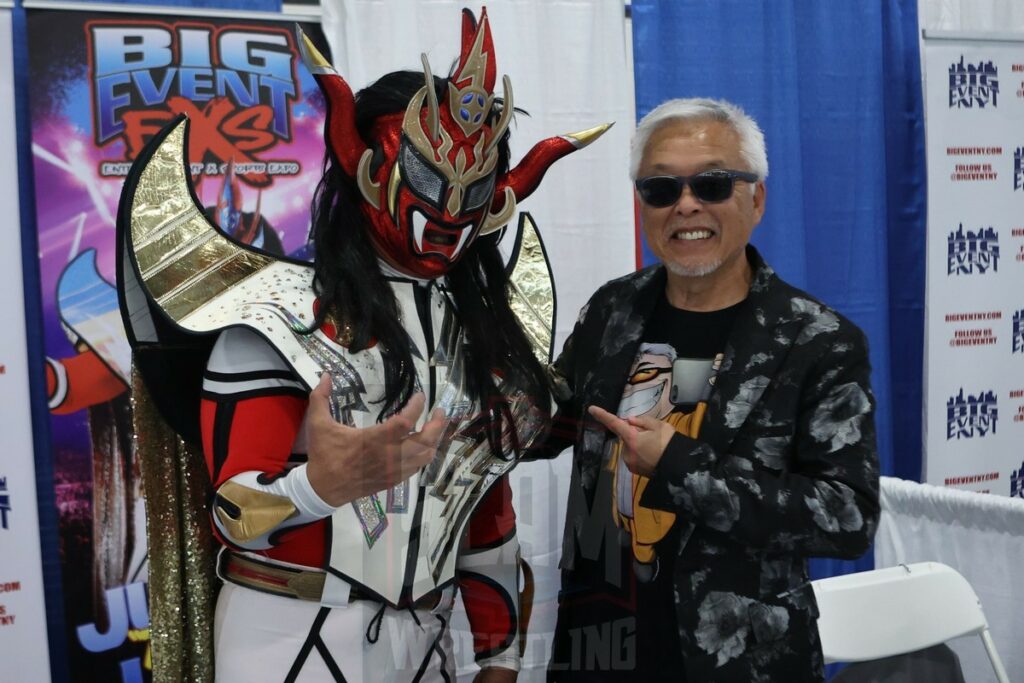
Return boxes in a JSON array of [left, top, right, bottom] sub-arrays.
[[309, 71, 550, 454]]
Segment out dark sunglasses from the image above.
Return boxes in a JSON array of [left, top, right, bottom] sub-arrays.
[[634, 169, 759, 207]]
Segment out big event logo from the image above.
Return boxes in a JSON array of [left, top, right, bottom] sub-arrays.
[[86, 19, 303, 188]]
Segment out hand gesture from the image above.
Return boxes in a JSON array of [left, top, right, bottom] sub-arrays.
[[306, 374, 446, 506], [587, 405, 675, 477]]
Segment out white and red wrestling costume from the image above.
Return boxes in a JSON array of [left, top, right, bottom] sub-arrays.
[[200, 286, 526, 678], [117, 6, 608, 680]]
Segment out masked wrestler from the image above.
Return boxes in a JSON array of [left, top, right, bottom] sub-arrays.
[[119, 7, 607, 681]]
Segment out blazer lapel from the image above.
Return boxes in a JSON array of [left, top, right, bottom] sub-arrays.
[[700, 249, 803, 452], [575, 266, 665, 487], [581, 266, 666, 412]]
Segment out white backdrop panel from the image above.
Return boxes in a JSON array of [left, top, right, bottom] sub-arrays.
[[921, 35, 1024, 496], [0, 8, 51, 681]]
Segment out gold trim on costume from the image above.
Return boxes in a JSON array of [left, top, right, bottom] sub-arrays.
[[446, 15, 493, 139], [214, 480, 298, 542], [506, 215, 554, 363], [221, 551, 326, 601], [129, 120, 273, 323]]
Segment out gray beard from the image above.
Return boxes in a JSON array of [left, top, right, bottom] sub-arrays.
[[664, 258, 723, 277]]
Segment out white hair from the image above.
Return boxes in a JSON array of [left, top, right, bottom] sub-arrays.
[[629, 98, 768, 181]]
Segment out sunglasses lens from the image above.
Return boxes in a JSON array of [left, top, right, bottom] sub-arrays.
[[638, 172, 740, 206], [637, 177, 683, 207], [690, 173, 734, 202]]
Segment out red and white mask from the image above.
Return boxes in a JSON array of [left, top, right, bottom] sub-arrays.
[[300, 7, 609, 279]]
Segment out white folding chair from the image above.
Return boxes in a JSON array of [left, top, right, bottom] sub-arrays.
[[811, 562, 1010, 683]]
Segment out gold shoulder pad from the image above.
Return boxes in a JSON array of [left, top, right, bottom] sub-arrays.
[[506, 213, 556, 364]]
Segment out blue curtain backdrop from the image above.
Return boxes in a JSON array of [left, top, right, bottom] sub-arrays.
[[631, 0, 926, 579]]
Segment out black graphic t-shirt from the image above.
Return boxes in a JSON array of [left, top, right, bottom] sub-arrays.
[[629, 295, 742, 679], [552, 292, 741, 682]]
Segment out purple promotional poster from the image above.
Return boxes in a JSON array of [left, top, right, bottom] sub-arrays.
[[26, 9, 329, 680]]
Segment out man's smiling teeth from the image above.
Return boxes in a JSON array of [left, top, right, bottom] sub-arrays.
[[672, 229, 712, 240]]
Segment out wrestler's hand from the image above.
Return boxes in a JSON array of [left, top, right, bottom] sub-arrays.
[[588, 405, 674, 477], [474, 667, 517, 683], [306, 374, 446, 506]]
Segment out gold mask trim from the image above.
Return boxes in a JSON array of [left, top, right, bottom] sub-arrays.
[[401, 87, 499, 218], [387, 162, 402, 218], [484, 76, 513, 158], [447, 16, 493, 138], [479, 186, 516, 235], [357, 149, 381, 209], [420, 54, 441, 145]]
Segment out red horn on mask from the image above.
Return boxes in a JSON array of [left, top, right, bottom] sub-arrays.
[[481, 124, 613, 234], [295, 26, 367, 177]]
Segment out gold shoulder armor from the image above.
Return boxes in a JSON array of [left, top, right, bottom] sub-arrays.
[[506, 213, 556, 364]]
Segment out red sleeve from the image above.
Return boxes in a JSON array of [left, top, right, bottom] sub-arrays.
[[458, 477, 519, 661], [200, 393, 307, 487], [462, 476, 517, 549], [200, 392, 326, 565]]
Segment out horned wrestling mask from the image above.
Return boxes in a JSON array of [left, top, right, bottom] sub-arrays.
[[300, 7, 609, 278]]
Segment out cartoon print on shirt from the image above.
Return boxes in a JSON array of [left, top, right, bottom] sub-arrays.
[[609, 342, 711, 582]]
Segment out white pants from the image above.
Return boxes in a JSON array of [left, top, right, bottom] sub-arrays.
[[213, 582, 457, 682]]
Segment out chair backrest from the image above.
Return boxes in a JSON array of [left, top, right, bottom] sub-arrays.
[[811, 562, 987, 663], [812, 562, 1011, 683]]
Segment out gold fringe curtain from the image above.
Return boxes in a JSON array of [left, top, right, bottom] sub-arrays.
[[132, 367, 217, 682]]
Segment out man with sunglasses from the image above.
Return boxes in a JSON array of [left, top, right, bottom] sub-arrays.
[[541, 98, 880, 682]]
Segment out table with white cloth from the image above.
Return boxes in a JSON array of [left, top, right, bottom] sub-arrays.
[[874, 476, 1024, 683]]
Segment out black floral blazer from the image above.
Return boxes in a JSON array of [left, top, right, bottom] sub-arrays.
[[538, 247, 880, 682]]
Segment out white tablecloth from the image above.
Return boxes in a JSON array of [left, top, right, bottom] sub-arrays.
[[875, 476, 1024, 682]]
